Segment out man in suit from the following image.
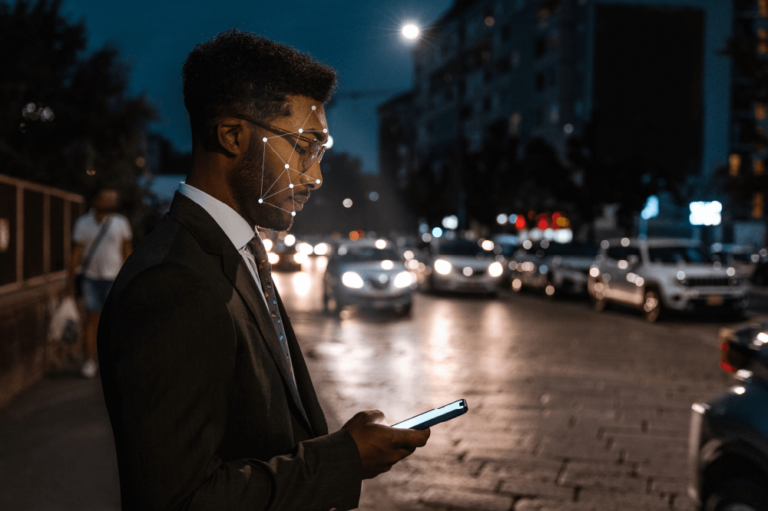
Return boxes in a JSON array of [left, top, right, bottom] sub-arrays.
[[97, 29, 429, 511]]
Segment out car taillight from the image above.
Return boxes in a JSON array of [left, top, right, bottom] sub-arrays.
[[719, 328, 752, 373]]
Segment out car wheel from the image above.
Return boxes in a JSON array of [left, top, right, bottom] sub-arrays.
[[704, 477, 768, 511], [592, 279, 608, 311], [643, 288, 662, 323]]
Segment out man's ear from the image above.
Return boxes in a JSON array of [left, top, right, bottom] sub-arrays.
[[216, 118, 248, 157]]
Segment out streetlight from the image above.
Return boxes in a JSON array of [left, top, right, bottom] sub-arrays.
[[402, 24, 420, 40]]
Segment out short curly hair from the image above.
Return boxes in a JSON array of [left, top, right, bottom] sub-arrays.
[[182, 29, 337, 150]]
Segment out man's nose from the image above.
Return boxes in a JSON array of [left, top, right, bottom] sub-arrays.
[[301, 159, 323, 190]]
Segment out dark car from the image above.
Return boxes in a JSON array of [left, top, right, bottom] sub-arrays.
[[510, 240, 599, 296], [271, 242, 304, 272], [688, 324, 768, 510]]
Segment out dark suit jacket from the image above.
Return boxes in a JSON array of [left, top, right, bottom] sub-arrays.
[[97, 192, 361, 511]]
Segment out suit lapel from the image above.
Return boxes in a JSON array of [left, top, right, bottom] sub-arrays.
[[220, 249, 312, 431], [168, 192, 313, 434]]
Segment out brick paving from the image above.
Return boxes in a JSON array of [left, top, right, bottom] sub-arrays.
[[0, 268, 754, 510], [289, 284, 741, 511]]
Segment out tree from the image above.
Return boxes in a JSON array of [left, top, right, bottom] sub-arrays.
[[0, 0, 159, 239]]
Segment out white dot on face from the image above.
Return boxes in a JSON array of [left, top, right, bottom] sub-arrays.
[[291, 211, 296, 216], [298, 129, 303, 134], [258, 199, 263, 203], [316, 179, 321, 184], [311, 105, 316, 111], [285, 164, 289, 168], [262, 137, 267, 142], [323, 129, 328, 133], [289, 184, 294, 188]]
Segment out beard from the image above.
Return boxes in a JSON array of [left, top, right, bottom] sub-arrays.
[[228, 133, 294, 232]]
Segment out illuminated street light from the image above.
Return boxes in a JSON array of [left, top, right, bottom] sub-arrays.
[[402, 24, 420, 40]]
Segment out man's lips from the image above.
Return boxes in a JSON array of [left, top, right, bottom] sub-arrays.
[[291, 192, 310, 211]]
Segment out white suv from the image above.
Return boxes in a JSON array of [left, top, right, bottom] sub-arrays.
[[587, 238, 749, 322]]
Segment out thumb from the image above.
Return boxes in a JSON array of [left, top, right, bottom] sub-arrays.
[[394, 427, 430, 449]]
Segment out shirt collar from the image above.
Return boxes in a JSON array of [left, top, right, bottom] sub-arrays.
[[178, 182, 256, 251]]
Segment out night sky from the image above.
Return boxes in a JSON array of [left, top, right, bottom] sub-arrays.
[[58, 0, 454, 173]]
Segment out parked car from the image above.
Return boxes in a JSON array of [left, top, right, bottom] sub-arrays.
[[271, 241, 304, 272], [710, 243, 759, 280], [322, 240, 414, 314], [421, 239, 504, 295], [587, 238, 749, 322], [510, 240, 599, 296], [688, 324, 768, 510]]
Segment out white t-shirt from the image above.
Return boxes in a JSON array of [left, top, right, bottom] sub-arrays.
[[73, 210, 132, 280]]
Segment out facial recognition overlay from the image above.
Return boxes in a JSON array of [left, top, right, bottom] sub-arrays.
[[257, 105, 327, 218]]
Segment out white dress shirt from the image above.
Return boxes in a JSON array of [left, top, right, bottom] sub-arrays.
[[178, 183, 268, 307]]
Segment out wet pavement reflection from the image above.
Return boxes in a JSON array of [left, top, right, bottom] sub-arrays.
[[273, 255, 740, 511]]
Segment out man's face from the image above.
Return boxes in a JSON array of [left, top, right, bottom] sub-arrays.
[[94, 189, 119, 213], [228, 95, 327, 232]]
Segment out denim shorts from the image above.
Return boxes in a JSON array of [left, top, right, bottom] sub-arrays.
[[82, 277, 114, 313]]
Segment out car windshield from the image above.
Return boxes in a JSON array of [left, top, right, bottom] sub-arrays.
[[438, 240, 487, 257], [337, 246, 401, 263], [648, 246, 712, 264]]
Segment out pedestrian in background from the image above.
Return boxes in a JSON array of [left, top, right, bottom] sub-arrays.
[[68, 187, 132, 378]]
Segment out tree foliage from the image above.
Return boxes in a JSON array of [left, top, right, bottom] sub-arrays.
[[0, 0, 159, 237]]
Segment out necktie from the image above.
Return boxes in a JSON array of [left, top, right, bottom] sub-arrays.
[[247, 236, 297, 388]]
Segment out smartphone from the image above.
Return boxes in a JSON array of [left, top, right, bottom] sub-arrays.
[[392, 399, 468, 430]]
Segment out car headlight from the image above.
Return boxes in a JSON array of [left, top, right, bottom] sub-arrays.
[[434, 259, 452, 275], [393, 271, 413, 289], [341, 271, 365, 289], [294, 252, 308, 264], [268, 252, 280, 264], [488, 261, 503, 278]]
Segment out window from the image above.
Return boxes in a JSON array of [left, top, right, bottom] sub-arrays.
[[549, 102, 559, 124], [535, 72, 545, 91], [761, 0, 768, 18], [759, 28, 768, 54], [483, 68, 493, 82], [511, 50, 522, 68], [757, 102, 766, 120], [501, 25, 511, 41], [534, 37, 547, 58], [729, 154, 742, 176]]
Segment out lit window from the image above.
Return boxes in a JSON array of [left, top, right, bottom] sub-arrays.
[[754, 192, 764, 219], [729, 154, 741, 176], [757, 102, 767, 120], [761, 0, 768, 18], [756, 159, 765, 176], [759, 28, 768, 54], [485, 16, 495, 27]]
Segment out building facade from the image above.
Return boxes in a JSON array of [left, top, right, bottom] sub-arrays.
[[379, 0, 733, 236]]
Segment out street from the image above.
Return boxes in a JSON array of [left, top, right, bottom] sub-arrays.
[[0, 256, 744, 511]]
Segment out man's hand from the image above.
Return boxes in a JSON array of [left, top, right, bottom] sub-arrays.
[[342, 410, 430, 479]]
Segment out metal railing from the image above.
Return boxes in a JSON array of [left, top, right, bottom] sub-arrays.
[[0, 174, 84, 295]]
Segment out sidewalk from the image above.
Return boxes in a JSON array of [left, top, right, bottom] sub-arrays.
[[0, 358, 391, 511], [0, 359, 120, 511]]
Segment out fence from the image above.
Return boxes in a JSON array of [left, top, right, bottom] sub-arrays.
[[0, 173, 84, 408]]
